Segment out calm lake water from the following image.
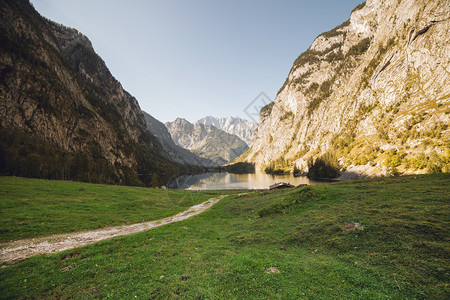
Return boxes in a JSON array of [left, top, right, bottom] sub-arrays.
[[167, 172, 324, 190]]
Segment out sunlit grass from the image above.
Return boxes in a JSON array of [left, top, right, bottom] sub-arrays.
[[0, 177, 223, 242], [0, 174, 448, 299]]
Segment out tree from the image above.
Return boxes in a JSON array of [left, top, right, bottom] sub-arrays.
[[25, 153, 42, 178], [150, 173, 161, 188], [307, 152, 340, 179]]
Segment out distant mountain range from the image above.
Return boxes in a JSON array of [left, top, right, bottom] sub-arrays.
[[142, 112, 216, 167], [143, 114, 255, 167], [196, 116, 257, 146], [165, 118, 249, 165]]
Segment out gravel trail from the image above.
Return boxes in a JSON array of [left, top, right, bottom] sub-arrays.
[[0, 195, 228, 265]]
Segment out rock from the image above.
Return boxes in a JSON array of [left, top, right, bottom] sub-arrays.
[[239, 0, 449, 177], [166, 118, 249, 165], [196, 116, 257, 147], [60, 265, 76, 272], [142, 111, 216, 167], [341, 222, 364, 232], [265, 267, 280, 274]]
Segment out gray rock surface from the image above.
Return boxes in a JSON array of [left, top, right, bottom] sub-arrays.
[[239, 0, 449, 176], [142, 111, 216, 167], [196, 116, 257, 146], [166, 118, 249, 165]]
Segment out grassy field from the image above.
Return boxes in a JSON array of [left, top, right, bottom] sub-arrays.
[[0, 174, 449, 299], [0, 177, 224, 242]]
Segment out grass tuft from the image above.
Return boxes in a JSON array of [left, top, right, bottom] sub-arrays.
[[258, 186, 321, 217]]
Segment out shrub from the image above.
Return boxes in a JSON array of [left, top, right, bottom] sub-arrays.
[[354, 155, 368, 165], [260, 102, 274, 117], [319, 79, 333, 98], [307, 97, 323, 115], [427, 152, 443, 174], [326, 49, 344, 62], [351, 2, 366, 14], [360, 37, 395, 88], [292, 50, 321, 70], [320, 20, 350, 38], [347, 37, 371, 57], [292, 70, 313, 87], [411, 153, 428, 170], [385, 154, 401, 168], [307, 78, 335, 115], [280, 111, 294, 121], [305, 82, 319, 95]]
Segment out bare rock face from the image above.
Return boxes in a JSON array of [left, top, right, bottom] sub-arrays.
[[196, 116, 257, 147], [142, 111, 217, 167], [239, 0, 449, 176], [0, 0, 177, 185], [166, 118, 249, 165]]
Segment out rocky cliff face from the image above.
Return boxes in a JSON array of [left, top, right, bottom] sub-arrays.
[[196, 116, 257, 146], [166, 118, 249, 165], [142, 111, 217, 167], [239, 0, 449, 176], [0, 0, 177, 185]]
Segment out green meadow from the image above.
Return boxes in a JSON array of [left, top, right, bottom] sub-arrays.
[[0, 174, 449, 299], [0, 177, 223, 242]]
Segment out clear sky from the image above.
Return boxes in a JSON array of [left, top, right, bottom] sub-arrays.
[[30, 0, 363, 123]]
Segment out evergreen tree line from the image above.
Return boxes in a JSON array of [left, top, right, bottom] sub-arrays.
[[307, 152, 340, 179], [0, 126, 164, 186], [264, 157, 291, 175]]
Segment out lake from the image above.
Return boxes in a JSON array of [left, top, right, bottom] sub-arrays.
[[167, 172, 324, 190]]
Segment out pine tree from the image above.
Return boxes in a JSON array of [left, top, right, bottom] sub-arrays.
[[150, 173, 161, 188]]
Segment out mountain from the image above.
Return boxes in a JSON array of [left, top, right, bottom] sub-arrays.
[[165, 118, 249, 165], [142, 111, 217, 167], [237, 0, 449, 177], [196, 116, 257, 146], [0, 0, 178, 185]]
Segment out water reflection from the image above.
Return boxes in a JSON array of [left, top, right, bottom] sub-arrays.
[[167, 172, 322, 190]]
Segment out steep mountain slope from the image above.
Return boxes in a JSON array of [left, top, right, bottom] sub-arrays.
[[239, 0, 449, 176], [196, 116, 257, 146], [142, 111, 217, 167], [166, 118, 248, 165], [0, 0, 178, 185]]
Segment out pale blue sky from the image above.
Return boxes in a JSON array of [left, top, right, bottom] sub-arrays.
[[31, 0, 363, 123]]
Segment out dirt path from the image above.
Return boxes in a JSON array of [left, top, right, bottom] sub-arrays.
[[0, 195, 228, 265]]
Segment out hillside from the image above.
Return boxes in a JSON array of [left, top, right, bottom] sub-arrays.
[[166, 118, 248, 165], [0, 0, 178, 185], [238, 0, 449, 176], [1, 174, 448, 298]]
